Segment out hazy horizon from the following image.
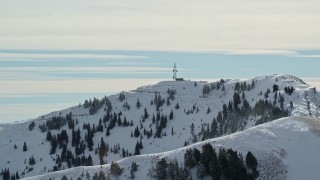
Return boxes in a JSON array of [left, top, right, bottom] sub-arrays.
[[1, 49, 320, 123]]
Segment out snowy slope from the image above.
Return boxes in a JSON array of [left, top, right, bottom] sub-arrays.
[[24, 116, 320, 180], [1, 74, 320, 179]]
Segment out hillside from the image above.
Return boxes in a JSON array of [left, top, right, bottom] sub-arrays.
[[1, 74, 320, 179], [24, 116, 320, 180]]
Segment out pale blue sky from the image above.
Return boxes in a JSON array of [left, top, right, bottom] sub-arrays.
[[1, 0, 320, 122], [1, 49, 320, 123]]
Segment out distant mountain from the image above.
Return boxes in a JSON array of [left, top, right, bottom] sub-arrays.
[[1, 74, 319, 180]]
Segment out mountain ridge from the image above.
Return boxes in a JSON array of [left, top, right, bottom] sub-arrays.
[[23, 116, 320, 180], [1, 74, 320, 179]]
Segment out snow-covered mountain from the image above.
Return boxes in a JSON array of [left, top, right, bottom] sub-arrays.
[[1, 74, 320, 179], [23, 116, 320, 180]]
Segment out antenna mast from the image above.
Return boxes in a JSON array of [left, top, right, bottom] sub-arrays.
[[173, 63, 178, 80]]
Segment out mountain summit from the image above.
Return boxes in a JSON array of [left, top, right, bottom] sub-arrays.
[[1, 74, 319, 179]]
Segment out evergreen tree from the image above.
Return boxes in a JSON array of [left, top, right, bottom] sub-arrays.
[[218, 149, 229, 179], [211, 119, 218, 137], [15, 171, 19, 180], [167, 160, 175, 180], [251, 80, 255, 89], [197, 162, 206, 179], [98, 170, 106, 180], [144, 108, 149, 119], [46, 131, 52, 141], [50, 135, 58, 154], [28, 121, 35, 131], [99, 138, 106, 165], [134, 126, 140, 137], [175, 102, 180, 109], [136, 98, 141, 109], [190, 123, 195, 136], [233, 92, 241, 111], [207, 107, 211, 114], [134, 141, 140, 155], [221, 84, 225, 91], [167, 97, 170, 106], [110, 161, 122, 177], [246, 151, 259, 178], [130, 162, 138, 179], [184, 148, 195, 168], [169, 110, 174, 120], [273, 84, 279, 93], [119, 93, 126, 102], [87, 132, 94, 151], [192, 148, 201, 165], [29, 155, 36, 165], [155, 158, 167, 180], [199, 143, 217, 174], [117, 116, 122, 126], [23, 142, 27, 152]]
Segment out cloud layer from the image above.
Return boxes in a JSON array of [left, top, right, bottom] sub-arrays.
[[1, 0, 320, 51]]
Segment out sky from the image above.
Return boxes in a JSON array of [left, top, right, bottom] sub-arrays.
[[0, 0, 320, 123]]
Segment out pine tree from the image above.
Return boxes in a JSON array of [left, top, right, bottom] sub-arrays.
[[136, 98, 141, 109], [209, 149, 221, 179], [246, 151, 259, 178], [175, 102, 180, 109], [119, 93, 126, 102], [192, 148, 201, 165], [218, 149, 229, 179], [155, 158, 167, 180], [273, 84, 279, 92], [46, 131, 52, 141], [233, 92, 241, 111], [130, 162, 138, 179], [117, 116, 122, 126], [134, 126, 140, 137], [169, 110, 174, 120], [171, 126, 174, 135], [28, 121, 35, 131], [29, 155, 36, 165], [110, 161, 122, 177], [197, 162, 206, 179], [50, 135, 58, 154], [23, 142, 27, 152], [99, 138, 106, 165], [184, 149, 195, 168], [207, 107, 211, 114], [98, 170, 106, 180], [167, 161, 175, 180], [144, 108, 149, 119], [134, 141, 140, 155]]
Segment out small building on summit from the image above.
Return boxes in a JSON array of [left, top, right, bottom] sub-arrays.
[[173, 63, 184, 81]]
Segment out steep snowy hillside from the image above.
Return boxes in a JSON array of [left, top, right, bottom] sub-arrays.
[[24, 116, 320, 180], [1, 74, 320, 179]]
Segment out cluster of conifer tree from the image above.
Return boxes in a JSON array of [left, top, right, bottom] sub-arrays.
[[202, 85, 289, 140], [151, 143, 258, 180], [184, 143, 258, 179], [1, 168, 20, 180], [284, 86, 295, 95], [151, 158, 190, 180], [83, 96, 112, 115], [203, 80, 256, 97]]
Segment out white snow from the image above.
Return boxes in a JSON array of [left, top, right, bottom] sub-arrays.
[[0, 74, 320, 179], [23, 117, 320, 180]]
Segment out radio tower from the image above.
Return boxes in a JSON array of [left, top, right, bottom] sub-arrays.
[[173, 63, 178, 80]]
